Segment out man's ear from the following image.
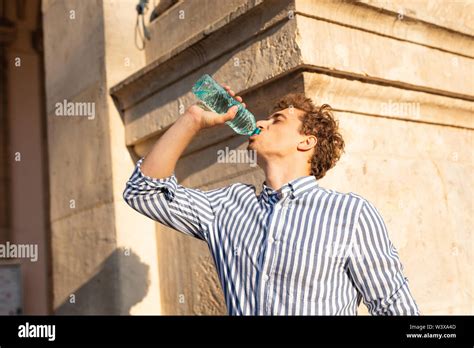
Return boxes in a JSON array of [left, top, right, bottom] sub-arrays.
[[297, 135, 317, 151]]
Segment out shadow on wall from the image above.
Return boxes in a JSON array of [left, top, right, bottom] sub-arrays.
[[55, 249, 150, 315]]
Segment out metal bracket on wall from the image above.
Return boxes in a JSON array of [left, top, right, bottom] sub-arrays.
[[135, 0, 151, 50]]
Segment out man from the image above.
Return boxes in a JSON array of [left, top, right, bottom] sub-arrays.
[[123, 83, 419, 316]]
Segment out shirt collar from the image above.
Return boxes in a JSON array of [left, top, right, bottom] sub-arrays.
[[260, 175, 319, 203]]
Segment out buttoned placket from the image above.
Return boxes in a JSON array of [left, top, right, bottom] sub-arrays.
[[258, 188, 294, 315]]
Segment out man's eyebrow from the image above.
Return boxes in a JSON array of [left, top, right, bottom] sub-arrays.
[[266, 112, 287, 120]]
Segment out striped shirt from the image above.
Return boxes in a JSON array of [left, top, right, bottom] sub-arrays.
[[124, 158, 420, 315]]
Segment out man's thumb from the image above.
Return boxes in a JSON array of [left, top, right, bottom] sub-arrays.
[[226, 105, 238, 120]]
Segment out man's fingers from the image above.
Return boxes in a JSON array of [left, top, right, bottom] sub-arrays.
[[222, 85, 246, 108], [234, 96, 246, 108], [222, 84, 247, 108], [223, 85, 236, 97]]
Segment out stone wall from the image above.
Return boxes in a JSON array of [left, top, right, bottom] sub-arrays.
[[112, 0, 473, 315], [42, 0, 160, 314], [2, 0, 50, 314]]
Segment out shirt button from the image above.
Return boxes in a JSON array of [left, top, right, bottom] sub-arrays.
[[263, 275, 269, 282], [268, 237, 274, 243]]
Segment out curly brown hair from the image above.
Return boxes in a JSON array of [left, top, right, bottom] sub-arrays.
[[271, 93, 345, 180]]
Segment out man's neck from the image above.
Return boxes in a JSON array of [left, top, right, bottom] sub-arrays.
[[261, 158, 311, 191]]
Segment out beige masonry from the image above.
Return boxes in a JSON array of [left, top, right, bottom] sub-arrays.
[[42, 0, 160, 314], [36, 0, 473, 315], [111, 0, 473, 315]]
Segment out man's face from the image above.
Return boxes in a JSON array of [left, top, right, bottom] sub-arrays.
[[247, 107, 310, 160]]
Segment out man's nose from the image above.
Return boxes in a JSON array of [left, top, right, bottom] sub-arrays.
[[256, 119, 267, 129]]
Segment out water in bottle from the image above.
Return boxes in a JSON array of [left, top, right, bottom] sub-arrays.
[[192, 74, 261, 136]]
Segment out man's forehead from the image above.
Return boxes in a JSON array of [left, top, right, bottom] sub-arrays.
[[269, 107, 305, 118]]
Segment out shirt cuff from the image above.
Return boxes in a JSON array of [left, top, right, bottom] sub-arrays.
[[128, 157, 178, 201]]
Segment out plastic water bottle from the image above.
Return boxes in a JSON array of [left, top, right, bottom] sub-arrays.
[[192, 74, 261, 136]]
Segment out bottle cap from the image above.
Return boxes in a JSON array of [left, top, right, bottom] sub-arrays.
[[251, 128, 261, 136]]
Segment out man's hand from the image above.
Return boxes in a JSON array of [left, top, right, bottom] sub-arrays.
[[185, 85, 246, 130]]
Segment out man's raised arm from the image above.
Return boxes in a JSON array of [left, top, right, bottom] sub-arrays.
[[123, 85, 244, 241], [141, 100, 238, 179]]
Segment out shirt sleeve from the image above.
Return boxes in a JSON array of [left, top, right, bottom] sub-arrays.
[[347, 200, 420, 315], [123, 157, 227, 242]]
